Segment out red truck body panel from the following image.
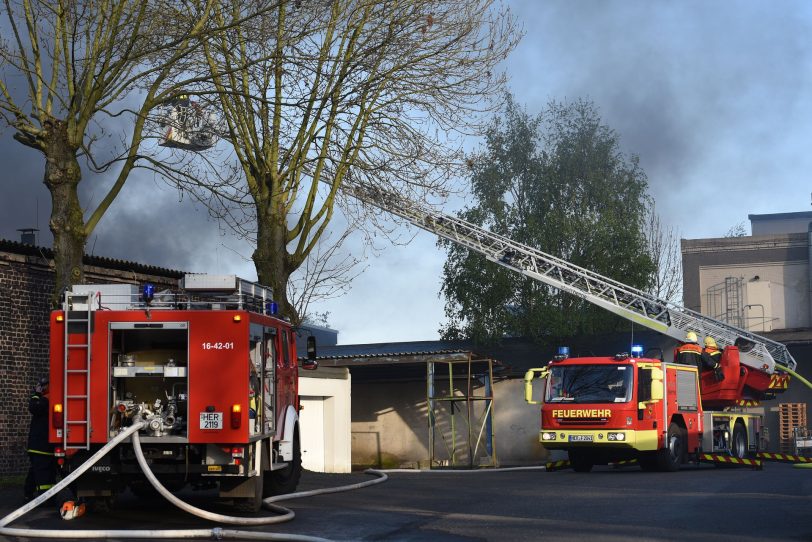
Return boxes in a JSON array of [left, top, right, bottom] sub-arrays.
[[49, 308, 298, 446]]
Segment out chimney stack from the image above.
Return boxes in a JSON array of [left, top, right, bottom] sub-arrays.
[[17, 228, 38, 245]]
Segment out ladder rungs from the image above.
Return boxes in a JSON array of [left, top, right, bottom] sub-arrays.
[[67, 344, 90, 348], [65, 420, 88, 424], [66, 394, 88, 399], [66, 369, 89, 374]]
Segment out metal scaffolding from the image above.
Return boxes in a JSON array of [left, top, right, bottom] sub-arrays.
[[427, 354, 497, 468]]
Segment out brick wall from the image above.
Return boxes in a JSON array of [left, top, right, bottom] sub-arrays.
[[0, 255, 52, 476], [0, 241, 182, 476]]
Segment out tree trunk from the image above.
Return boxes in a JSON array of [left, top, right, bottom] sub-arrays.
[[253, 207, 299, 324], [43, 119, 86, 308]]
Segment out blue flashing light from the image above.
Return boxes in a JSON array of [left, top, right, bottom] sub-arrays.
[[266, 301, 279, 316], [552, 346, 570, 362], [143, 283, 155, 305], [631, 345, 644, 357]]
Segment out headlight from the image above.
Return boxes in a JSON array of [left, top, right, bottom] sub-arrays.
[[541, 432, 557, 441], [607, 432, 626, 441]]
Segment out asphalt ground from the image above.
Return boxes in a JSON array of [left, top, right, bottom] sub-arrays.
[[1, 462, 811, 541]]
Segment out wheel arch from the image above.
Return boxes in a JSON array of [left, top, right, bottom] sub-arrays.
[[668, 414, 687, 431], [278, 405, 299, 461]]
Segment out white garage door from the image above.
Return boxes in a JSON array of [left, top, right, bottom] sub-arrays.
[[299, 396, 326, 472]]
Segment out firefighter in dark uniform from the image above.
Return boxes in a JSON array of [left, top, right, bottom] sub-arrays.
[[24, 377, 56, 502], [702, 336, 725, 381], [675, 331, 703, 369]]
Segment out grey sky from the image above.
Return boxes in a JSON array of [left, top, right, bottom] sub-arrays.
[[2, 1, 811, 344]]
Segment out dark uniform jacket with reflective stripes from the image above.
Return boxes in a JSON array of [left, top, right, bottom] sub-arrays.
[[702, 346, 722, 370], [27, 391, 51, 453], [676, 343, 703, 370]]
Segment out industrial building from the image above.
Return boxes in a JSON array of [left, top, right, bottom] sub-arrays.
[[681, 211, 812, 452]]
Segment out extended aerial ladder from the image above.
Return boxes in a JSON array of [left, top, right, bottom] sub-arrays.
[[152, 99, 796, 384], [340, 181, 797, 380]]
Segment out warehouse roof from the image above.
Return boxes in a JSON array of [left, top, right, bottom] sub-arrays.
[[314, 330, 672, 379]]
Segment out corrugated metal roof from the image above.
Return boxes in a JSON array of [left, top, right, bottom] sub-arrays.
[[311, 331, 678, 377], [0, 238, 186, 278], [317, 341, 472, 360]]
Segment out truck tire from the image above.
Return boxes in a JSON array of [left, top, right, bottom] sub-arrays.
[[265, 425, 302, 495], [637, 452, 658, 472], [233, 474, 263, 514], [656, 423, 684, 472], [731, 422, 747, 459], [129, 480, 160, 499], [568, 450, 594, 473], [85, 496, 115, 513]]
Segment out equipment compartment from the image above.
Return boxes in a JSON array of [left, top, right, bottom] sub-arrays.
[[109, 323, 189, 439]]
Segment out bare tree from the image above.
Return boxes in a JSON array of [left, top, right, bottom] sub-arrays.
[[0, 0, 271, 303], [187, 0, 519, 322], [645, 204, 682, 303], [288, 227, 366, 324], [724, 221, 748, 237]]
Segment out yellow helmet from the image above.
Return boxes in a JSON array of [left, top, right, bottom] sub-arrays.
[[704, 337, 717, 348], [685, 331, 698, 343]]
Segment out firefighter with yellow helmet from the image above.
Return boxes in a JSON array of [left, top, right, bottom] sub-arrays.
[[702, 336, 725, 381], [676, 331, 703, 369]]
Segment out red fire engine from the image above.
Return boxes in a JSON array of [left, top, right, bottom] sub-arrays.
[[525, 343, 790, 471], [49, 274, 317, 511]]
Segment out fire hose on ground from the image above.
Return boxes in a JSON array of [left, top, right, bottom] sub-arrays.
[[0, 421, 388, 541], [10, 360, 805, 539]]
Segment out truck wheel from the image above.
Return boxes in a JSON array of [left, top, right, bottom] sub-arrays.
[[656, 423, 684, 472], [260, 442, 273, 499], [265, 425, 302, 495], [731, 422, 747, 459], [233, 474, 263, 514], [85, 496, 115, 513], [129, 480, 159, 499], [638, 452, 658, 472], [568, 450, 593, 473]]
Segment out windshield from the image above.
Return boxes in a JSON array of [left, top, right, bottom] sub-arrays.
[[545, 364, 633, 404]]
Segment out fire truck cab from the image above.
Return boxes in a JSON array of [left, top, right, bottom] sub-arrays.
[[49, 275, 317, 511], [525, 346, 764, 472]]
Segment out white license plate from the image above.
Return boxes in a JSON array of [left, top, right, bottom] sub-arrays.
[[200, 412, 223, 430], [569, 434, 593, 442]]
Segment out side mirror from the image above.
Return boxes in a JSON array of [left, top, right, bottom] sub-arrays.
[[523, 367, 550, 405], [302, 336, 318, 370]]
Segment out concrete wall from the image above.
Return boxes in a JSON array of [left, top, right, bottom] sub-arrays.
[[491, 379, 552, 464], [697, 261, 810, 330], [750, 214, 812, 236], [350, 381, 429, 469], [682, 234, 809, 328], [347, 378, 553, 468]]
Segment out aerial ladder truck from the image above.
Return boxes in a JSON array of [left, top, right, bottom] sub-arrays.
[[339, 181, 802, 471]]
